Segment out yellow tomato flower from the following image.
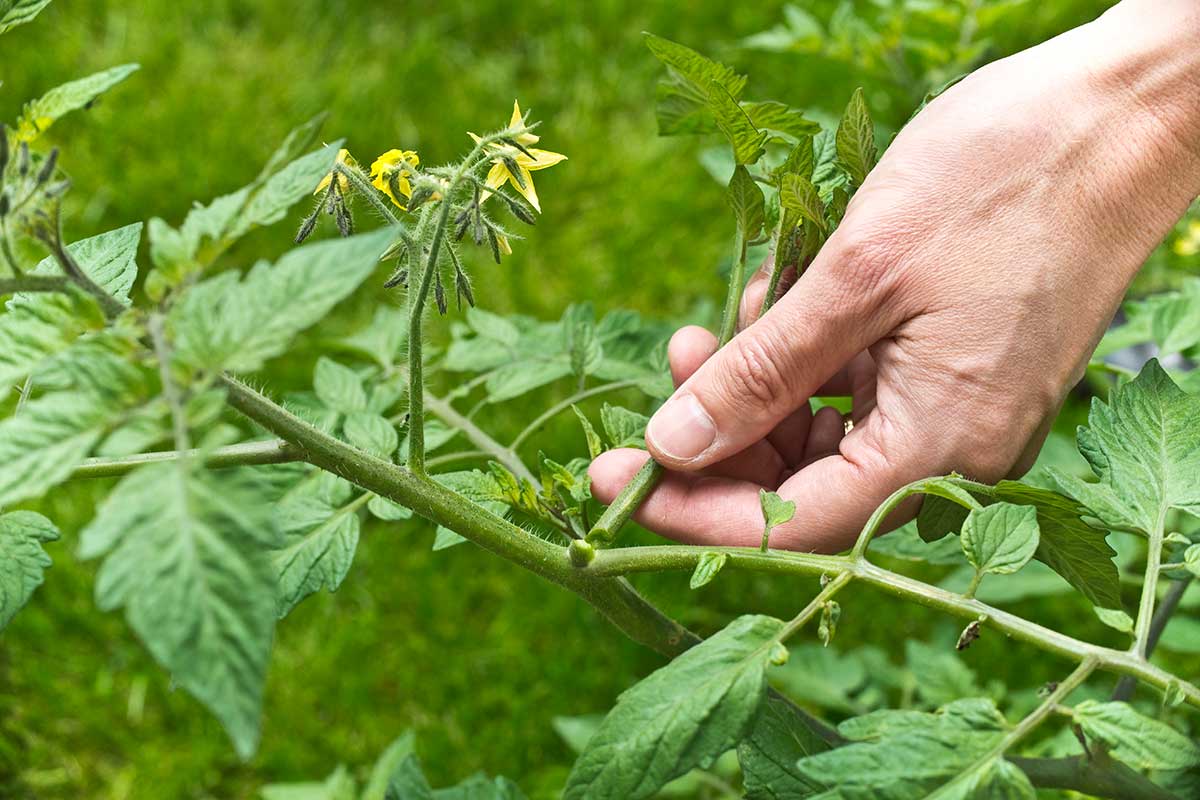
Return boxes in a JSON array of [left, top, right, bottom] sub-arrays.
[[314, 148, 357, 194], [472, 100, 566, 213], [1174, 219, 1200, 257], [497, 234, 512, 257], [370, 149, 420, 208]]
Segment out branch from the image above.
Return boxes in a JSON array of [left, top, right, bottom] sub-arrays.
[[1010, 755, 1180, 800], [69, 439, 302, 479], [509, 379, 639, 452], [424, 392, 535, 483], [1113, 575, 1193, 701]]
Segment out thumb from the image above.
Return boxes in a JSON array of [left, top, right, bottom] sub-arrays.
[[645, 239, 901, 470]]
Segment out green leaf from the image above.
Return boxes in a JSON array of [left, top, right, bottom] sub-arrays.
[[1184, 543, 1200, 577], [904, 640, 982, 708], [344, 412, 399, 458], [779, 174, 826, 232], [0, 0, 51, 34], [0, 511, 59, 631], [313, 357, 367, 414], [689, 552, 728, 589], [368, 495, 413, 522], [643, 33, 746, 99], [599, 404, 648, 450], [261, 765, 357, 800], [1094, 606, 1134, 633], [759, 490, 795, 551], [726, 165, 765, 240], [961, 502, 1040, 576], [170, 228, 392, 374], [773, 135, 815, 184], [17, 63, 139, 141], [29, 221, 143, 303], [643, 33, 747, 137], [79, 464, 277, 759], [835, 87, 876, 186], [1074, 360, 1200, 534], [707, 80, 769, 165], [0, 386, 140, 506], [796, 698, 1009, 798], [433, 775, 529, 800], [334, 305, 409, 370], [571, 405, 603, 460], [738, 694, 828, 799], [1073, 700, 1200, 770], [148, 139, 343, 285], [363, 732, 423, 800], [272, 473, 364, 618], [919, 481, 1121, 610], [564, 614, 784, 800], [741, 101, 819, 141], [930, 758, 1035, 800]]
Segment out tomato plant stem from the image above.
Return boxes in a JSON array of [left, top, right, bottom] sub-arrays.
[[1131, 513, 1166, 657], [335, 163, 401, 226], [586, 459, 663, 544], [68, 439, 303, 479]]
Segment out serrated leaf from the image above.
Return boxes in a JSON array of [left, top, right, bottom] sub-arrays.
[[796, 698, 1009, 799], [741, 101, 819, 140], [738, 694, 828, 799], [272, 474, 364, 617], [1074, 360, 1200, 534], [726, 165, 765, 240], [599, 404, 648, 450], [28, 221, 143, 303], [564, 614, 784, 800], [0, 0, 51, 34], [0, 511, 59, 630], [643, 33, 746, 99], [170, 228, 392, 374], [314, 357, 367, 414], [961, 502, 1040, 576], [17, 63, 139, 141], [835, 87, 876, 186], [929, 757, 1035, 800], [689, 552, 727, 589], [773, 135, 815, 184], [335, 304, 408, 370], [644, 33, 747, 137], [79, 464, 277, 759], [571, 405, 603, 459], [707, 81, 768, 165], [1073, 700, 1200, 770], [779, 174, 825, 232], [344, 412, 398, 458]]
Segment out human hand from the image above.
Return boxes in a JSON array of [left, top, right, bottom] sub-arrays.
[[589, 0, 1200, 551]]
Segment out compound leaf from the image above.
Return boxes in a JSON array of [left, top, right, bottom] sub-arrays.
[[1073, 700, 1200, 771], [0, 510, 59, 631], [564, 614, 784, 800], [79, 464, 278, 759]]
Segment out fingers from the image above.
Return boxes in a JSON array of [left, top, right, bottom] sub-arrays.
[[590, 409, 935, 551], [645, 240, 903, 472]]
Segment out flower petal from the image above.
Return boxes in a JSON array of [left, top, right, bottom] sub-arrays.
[[518, 148, 567, 171], [510, 166, 540, 212]]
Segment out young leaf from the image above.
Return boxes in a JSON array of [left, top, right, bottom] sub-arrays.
[[773, 135, 815, 184], [738, 694, 829, 799], [17, 63, 139, 141], [1094, 606, 1134, 633], [170, 227, 392, 374], [0, 0, 51, 35], [726, 165, 765, 240], [741, 101, 819, 140], [78, 464, 278, 759], [1184, 543, 1200, 577], [0, 511, 59, 631], [571, 405, 604, 460], [759, 490, 795, 551], [1073, 700, 1200, 770], [272, 473, 365, 618], [707, 81, 769, 165], [960, 502, 1040, 576], [779, 174, 826, 232], [313, 357, 368, 414], [643, 34, 747, 99], [599, 403, 649, 450], [1072, 360, 1200, 534], [835, 87, 876, 187], [564, 614, 784, 800], [643, 33, 747, 136], [689, 552, 728, 589]]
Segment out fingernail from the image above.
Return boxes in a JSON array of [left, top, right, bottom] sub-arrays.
[[646, 393, 716, 462]]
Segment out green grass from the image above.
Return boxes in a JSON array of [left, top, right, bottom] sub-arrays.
[[0, 1, 1151, 798]]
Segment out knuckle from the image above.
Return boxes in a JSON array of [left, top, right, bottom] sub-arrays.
[[719, 334, 794, 411]]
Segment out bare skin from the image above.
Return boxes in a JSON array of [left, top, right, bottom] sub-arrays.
[[589, 0, 1200, 551]]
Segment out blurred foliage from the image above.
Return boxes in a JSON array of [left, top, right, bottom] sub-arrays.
[[4, 1, 1199, 798]]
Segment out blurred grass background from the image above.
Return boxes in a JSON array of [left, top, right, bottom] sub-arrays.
[[5, 0, 1184, 797]]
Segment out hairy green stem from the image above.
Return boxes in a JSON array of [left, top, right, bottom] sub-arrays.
[[580, 545, 1200, 710], [780, 573, 852, 641], [1113, 575, 1193, 701], [0, 275, 70, 295], [334, 163, 401, 226], [69, 439, 302, 479], [587, 459, 662, 544], [928, 657, 1099, 799], [510, 379, 639, 452], [405, 202, 452, 475], [717, 228, 748, 346]]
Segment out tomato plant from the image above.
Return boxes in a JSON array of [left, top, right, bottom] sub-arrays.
[[2, 2, 1198, 798]]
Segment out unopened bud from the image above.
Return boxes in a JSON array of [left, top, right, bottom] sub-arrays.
[[35, 147, 58, 186]]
